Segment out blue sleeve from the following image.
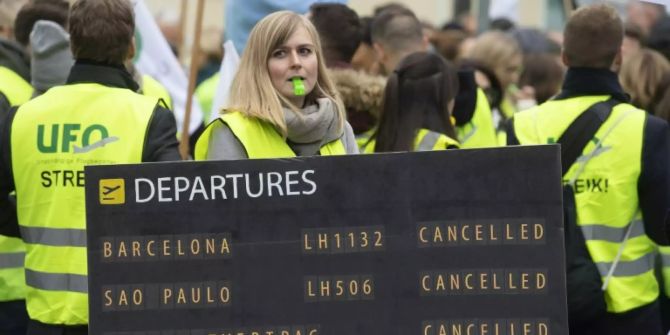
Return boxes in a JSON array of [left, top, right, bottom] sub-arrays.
[[224, 0, 348, 54]]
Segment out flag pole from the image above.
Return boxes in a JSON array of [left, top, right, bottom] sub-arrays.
[[178, 0, 188, 64], [179, 0, 205, 159]]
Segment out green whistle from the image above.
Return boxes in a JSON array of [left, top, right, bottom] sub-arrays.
[[292, 77, 305, 96]]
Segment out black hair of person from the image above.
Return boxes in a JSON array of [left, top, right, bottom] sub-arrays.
[[374, 52, 459, 152], [309, 3, 361, 65]]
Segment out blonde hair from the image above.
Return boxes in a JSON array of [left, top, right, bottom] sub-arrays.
[[227, 11, 345, 137], [620, 48, 670, 109], [465, 31, 521, 85]]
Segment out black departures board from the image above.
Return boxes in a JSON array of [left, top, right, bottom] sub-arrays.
[[85, 145, 567, 335]]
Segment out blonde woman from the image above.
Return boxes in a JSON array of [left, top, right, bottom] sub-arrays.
[[620, 48, 670, 110], [195, 11, 358, 160], [465, 31, 526, 120]]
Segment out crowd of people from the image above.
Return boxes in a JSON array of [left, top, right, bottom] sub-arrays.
[[0, 0, 669, 334]]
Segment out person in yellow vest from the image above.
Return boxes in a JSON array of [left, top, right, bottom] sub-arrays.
[[363, 52, 459, 153], [465, 31, 527, 145], [0, 3, 33, 334], [452, 68, 498, 149], [0, 65, 31, 335], [196, 11, 357, 160], [308, 3, 387, 153], [0, 0, 181, 334], [0, 16, 73, 335], [506, 4, 669, 334]]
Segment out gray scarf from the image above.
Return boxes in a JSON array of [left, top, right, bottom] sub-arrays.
[[283, 98, 343, 156]]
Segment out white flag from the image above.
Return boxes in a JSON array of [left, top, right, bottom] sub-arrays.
[[132, 0, 203, 135], [209, 40, 240, 123]]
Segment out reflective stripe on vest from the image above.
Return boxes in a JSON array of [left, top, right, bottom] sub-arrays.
[[195, 111, 346, 159], [660, 246, 670, 297], [456, 89, 498, 148], [0, 252, 24, 268], [362, 129, 460, 153], [11, 83, 156, 325], [0, 66, 32, 106], [0, 236, 26, 301], [580, 220, 646, 242], [20, 226, 87, 247], [513, 95, 657, 313]]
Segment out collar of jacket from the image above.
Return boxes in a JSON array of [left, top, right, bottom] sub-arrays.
[[66, 59, 140, 92], [554, 67, 629, 103]]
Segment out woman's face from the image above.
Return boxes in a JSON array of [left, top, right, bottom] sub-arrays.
[[268, 26, 318, 107], [496, 54, 522, 90]]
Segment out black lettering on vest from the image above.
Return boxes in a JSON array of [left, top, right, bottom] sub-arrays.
[[63, 170, 75, 187], [41, 171, 52, 187], [591, 178, 603, 192]]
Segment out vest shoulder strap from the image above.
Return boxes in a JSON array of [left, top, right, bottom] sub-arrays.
[[559, 98, 618, 176]]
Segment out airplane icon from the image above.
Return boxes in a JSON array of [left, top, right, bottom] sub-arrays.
[[99, 179, 125, 205], [102, 185, 121, 196]]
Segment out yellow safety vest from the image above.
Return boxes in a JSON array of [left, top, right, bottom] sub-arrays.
[[0, 235, 25, 302], [362, 128, 460, 153], [456, 89, 498, 148], [499, 96, 516, 119], [355, 128, 375, 152], [660, 246, 670, 297], [513, 95, 658, 313], [195, 72, 221, 124], [11, 83, 156, 325], [195, 111, 346, 159], [0, 66, 32, 303], [142, 74, 172, 110], [0, 66, 32, 106]]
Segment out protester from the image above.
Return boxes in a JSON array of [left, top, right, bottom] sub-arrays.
[[350, 16, 381, 75], [466, 31, 526, 120], [0, 2, 34, 334], [507, 4, 669, 334], [430, 28, 467, 62], [29, 20, 73, 97], [623, 22, 645, 59], [627, 0, 666, 36], [519, 53, 564, 104], [13, 0, 68, 49], [364, 52, 459, 153], [0, 0, 31, 109], [0, 1, 181, 334], [370, 9, 427, 76], [195, 11, 357, 160], [620, 48, 670, 110], [308, 3, 385, 150]]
